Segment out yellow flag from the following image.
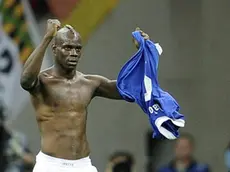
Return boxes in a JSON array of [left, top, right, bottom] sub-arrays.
[[62, 0, 118, 43]]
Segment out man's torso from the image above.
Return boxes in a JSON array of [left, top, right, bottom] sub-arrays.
[[30, 68, 99, 159]]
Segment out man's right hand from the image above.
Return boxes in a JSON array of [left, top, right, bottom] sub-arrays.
[[46, 19, 61, 38]]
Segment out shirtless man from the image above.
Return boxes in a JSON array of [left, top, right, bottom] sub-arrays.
[[20, 19, 149, 172]]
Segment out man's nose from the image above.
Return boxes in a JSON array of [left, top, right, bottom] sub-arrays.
[[70, 49, 77, 56]]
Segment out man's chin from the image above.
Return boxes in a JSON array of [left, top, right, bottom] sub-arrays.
[[66, 63, 78, 69]]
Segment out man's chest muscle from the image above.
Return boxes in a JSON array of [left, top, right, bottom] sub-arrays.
[[40, 78, 95, 108]]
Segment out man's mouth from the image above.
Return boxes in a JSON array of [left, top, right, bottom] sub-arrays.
[[67, 60, 78, 66]]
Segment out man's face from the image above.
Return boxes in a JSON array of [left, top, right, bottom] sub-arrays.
[[174, 138, 193, 160], [53, 28, 82, 70]]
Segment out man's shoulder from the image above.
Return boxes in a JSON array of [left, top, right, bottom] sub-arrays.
[[83, 74, 105, 82], [194, 163, 210, 171], [39, 67, 54, 78], [157, 165, 172, 172], [84, 74, 101, 78], [83, 74, 102, 86], [26, 67, 54, 95], [158, 163, 210, 172]]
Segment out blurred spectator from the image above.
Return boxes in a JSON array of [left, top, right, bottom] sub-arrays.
[[224, 141, 230, 172], [0, 101, 35, 172], [0, 102, 9, 172], [105, 151, 135, 172], [158, 133, 210, 172], [4, 130, 35, 172]]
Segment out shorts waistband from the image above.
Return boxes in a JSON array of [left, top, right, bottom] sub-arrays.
[[36, 151, 92, 168]]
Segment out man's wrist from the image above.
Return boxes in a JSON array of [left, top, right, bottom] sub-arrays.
[[43, 34, 53, 41]]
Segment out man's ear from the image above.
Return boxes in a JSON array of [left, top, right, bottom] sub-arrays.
[[52, 43, 56, 55]]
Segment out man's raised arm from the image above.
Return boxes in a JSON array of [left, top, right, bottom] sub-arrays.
[[20, 19, 60, 91]]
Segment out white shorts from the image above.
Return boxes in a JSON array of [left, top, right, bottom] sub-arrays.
[[33, 151, 98, 172]]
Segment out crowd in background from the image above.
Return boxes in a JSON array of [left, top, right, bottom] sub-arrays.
[[2, 94, 229, 172]]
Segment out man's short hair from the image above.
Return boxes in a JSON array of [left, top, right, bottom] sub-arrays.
[[109, 151, 134, 166]]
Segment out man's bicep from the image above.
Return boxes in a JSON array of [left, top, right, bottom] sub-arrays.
[[93, 76, 121, 99]]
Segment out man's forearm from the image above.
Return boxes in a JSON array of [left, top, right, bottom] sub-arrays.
[[111, 80, 123, 100], [20, 35, 52, 90]]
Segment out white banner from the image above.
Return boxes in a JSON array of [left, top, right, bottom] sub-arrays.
[[0, 27, 26, 120], [0, 0, 51, 121]]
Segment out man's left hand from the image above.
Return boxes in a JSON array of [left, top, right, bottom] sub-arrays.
[[133, 27, 150, 49], [136, 27, 149, 40]]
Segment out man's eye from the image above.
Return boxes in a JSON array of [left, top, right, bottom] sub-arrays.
[[64, 47, 71, 50]]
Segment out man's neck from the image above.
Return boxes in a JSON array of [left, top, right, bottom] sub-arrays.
[[175, 157, 192, 169], [53, 64, 76, 79]]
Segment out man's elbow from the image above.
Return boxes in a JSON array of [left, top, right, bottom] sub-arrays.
[[20, 75, 37, 91], [20, 78, 32, 90]]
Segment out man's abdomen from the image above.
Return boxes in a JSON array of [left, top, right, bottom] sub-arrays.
[[38, 111, 90, 160], [41, 133, 90, 159]]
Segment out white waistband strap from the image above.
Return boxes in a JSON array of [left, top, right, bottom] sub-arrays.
[[36, 151, 92, 168]]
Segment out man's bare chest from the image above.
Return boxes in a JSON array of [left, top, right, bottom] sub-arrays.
[[40, 77, 95, 108]]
